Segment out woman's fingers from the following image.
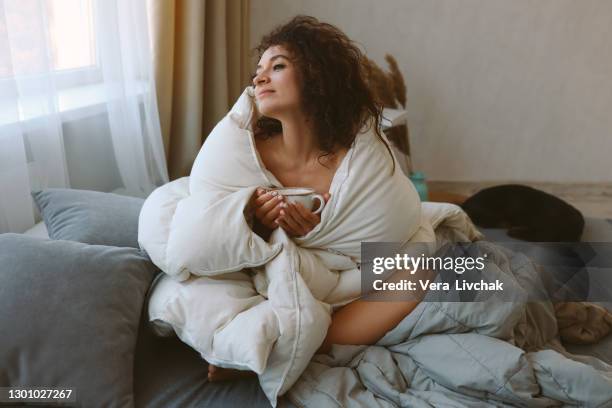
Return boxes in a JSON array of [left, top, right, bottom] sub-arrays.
[[292, 202, 320, 226], [254, 191, 275, 206], [278, 207, 306, 236], [252, 187, 268, 202], [276, 216, 300, 236], [249, 188, 269, 212], [261, 202, 283, 226], [286, 204, 312, 232], [268, 193, 330, 237], [255, 193, 283, 219], [253, 192, 274, 207], [277, 202, 322, 236]]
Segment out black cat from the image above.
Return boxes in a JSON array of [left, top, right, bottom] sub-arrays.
[[461, 184, 585, 242]]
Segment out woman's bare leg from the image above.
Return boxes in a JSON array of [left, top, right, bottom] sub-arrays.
[[317, 298, 419, 354], [318, 268, 433, 354]]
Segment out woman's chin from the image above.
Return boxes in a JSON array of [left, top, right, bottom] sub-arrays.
[[257, 105, 280, 118]]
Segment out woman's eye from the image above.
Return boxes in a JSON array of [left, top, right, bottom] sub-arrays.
[[251, 64, 284, 81]]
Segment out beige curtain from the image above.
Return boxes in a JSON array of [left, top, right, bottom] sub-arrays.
[[147, 0, 251, 180]]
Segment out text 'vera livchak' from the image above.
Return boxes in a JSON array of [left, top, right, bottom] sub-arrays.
[[373, 279, 504, 292]]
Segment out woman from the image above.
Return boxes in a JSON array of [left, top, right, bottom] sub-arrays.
[[208, 15, 422, 381]]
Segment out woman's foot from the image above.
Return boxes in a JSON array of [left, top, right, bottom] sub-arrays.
[[207, 364, 256, 381]]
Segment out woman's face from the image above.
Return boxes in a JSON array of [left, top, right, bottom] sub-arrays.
[[252, 45, 302, 118]]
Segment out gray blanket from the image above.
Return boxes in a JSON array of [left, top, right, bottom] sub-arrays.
[[288, 241, 612, 407]]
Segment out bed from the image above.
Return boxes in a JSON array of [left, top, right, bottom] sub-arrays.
[[476, 217, 612, 365], [10, 190, 287, 408], [14, 198, 612, 407], [15, 221, 289, 407]]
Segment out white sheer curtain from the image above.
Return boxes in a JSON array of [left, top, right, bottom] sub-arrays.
[[0, 0, 168, 233]]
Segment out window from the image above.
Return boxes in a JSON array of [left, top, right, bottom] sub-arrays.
[[0, 0, 98, 83], [48, 0, 96, 71]]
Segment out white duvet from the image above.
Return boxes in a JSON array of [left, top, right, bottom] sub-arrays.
[[138, 86, 482, 406]]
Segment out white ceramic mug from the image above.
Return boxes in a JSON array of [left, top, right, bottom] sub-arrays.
[[269, 187, 326, 214]]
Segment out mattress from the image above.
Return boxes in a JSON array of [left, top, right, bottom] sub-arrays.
[[23, 218, 612, 405]]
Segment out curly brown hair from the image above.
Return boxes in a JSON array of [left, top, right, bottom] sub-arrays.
[[252, 15, 395, 173]]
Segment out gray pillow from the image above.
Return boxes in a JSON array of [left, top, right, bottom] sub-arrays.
[[32, 188, 144, 248], [0, 234, 158, 407]]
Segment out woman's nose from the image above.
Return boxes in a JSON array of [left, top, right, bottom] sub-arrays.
[[254, 74, 269, 86]]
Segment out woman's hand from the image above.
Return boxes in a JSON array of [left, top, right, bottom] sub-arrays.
[[276, 193, 330, 237], [248, 188, 284, 238]]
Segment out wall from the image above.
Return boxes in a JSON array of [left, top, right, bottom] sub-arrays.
[[250, 0, 612, 182]]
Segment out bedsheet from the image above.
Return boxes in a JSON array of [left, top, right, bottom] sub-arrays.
[[288, 241, 612, 407]]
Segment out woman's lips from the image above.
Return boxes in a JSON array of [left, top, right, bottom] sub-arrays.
[[257, 90, 274, 98]]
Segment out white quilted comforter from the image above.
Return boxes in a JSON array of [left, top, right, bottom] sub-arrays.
[[138, 87, 482, 406]]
